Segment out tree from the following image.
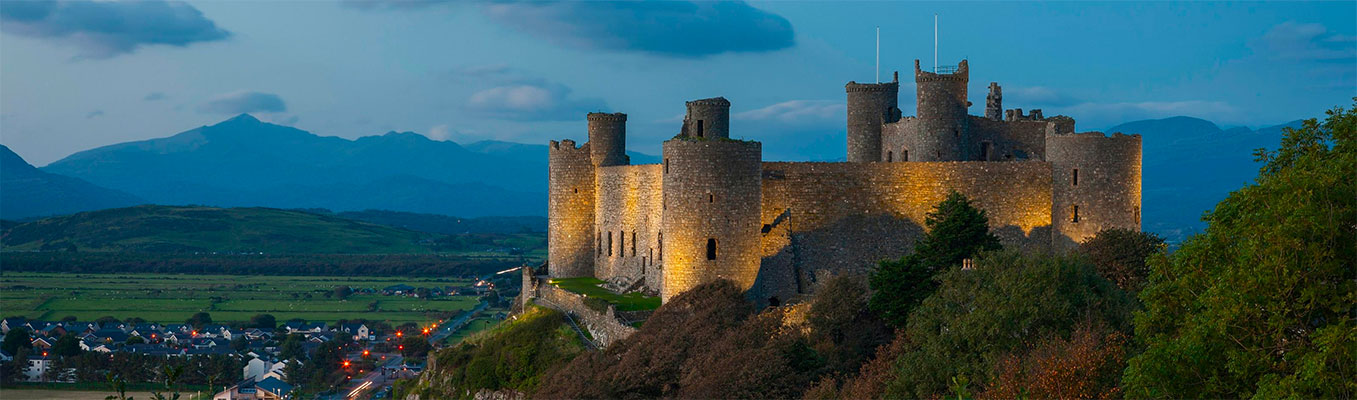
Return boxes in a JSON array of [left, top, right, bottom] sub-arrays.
[[249, 314, 276, 330], [278, 334, 307, 361], [399, 336, 432, 359], [230, 336, 249, 352], [879, 251, 1134, 398], [0, 348, 31, 384], [53, 334, 82, 358], [95, 316, 121, 326], [333, 286, 353, 300], [1123, 101, 1357, 398], [2, 327, 31, 355], [1079, 228, 1165, 291], [981, 323, 1128, 399], [869, 191, 1001, 328], [186, 312, 212, 329], [126, 336, 146, 345]]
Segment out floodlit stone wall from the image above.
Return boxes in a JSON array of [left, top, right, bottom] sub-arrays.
[[661, 139, 763, 302], [594, 164, 664, 290], [548, 140, 596, 278], [1047, 132, 1143, 251], [535, 281, 637, 347]]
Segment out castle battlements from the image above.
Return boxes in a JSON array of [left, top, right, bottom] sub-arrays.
[[543, 59, 1142, 306]]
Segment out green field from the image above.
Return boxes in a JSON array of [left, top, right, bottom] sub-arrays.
[[0, 272, 481, 324]]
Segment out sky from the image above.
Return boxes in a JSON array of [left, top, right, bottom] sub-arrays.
[[1, 1, 1354, 165]]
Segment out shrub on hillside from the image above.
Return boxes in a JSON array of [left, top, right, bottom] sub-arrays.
[[1079, 228, 1166, 292], [404, 305, 583, 399]]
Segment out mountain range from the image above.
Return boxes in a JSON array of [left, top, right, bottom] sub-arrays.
[[2, 114, 1301, 243]]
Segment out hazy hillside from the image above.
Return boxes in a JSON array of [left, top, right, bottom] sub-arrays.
[[0, 205, 430, 254], [308, 209, 546, 234], [1107, 117, 1301, 242], [0, 144, 146, 220]]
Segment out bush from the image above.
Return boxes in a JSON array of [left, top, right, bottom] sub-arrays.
[[1079, 228, 1165, 292]]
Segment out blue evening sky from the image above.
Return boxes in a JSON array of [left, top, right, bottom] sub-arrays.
[[2, 1, 1354, 165]]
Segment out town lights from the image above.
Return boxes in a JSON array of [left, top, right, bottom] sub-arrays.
[[396, 331, 403, 337], [343, 360, 351, 368], [363, 350, 370, 356]]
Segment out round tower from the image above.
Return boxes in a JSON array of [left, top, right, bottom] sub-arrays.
[[845, 72, 901, 162], [588, 112, 628, 166], [910, 59, 971, 161], [1046, 132, 1142, 252], [660, 138, 762, 302], [681, 97, 730, 139], [548, 139, 596, 278]]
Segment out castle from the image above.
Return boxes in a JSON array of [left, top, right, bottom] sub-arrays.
[[546, 59, 1141, 304]]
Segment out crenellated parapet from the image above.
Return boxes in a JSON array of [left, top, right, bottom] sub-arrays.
[[846, 72, 902, 162]]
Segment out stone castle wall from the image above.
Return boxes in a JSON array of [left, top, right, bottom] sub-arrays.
[[661, 139, 763, 301], [753, 160, 1054, 302], [547, 140, 596, 278], [1047, 132, 1143, 250], [594, 164, 664, 290], [535, 281, 637, 347], [588, 113, 629, 167]]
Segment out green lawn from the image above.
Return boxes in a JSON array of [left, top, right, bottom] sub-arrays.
[[0, 272, 479, 324], [547, 277, 660, 312], [442, 315, 503, 345]]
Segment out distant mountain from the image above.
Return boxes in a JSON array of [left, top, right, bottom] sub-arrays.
[[1108, 116, 1302, 243], [0, 205, 429, 254], [1, 144, 145, 220]]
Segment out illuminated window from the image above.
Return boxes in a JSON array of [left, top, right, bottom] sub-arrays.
[[697, 120, 705, 137], [1072, 169, 1079, 186], [1071, 205, 1080, 223], [706, 238, 717, 260], [607, 232, 613, 256]]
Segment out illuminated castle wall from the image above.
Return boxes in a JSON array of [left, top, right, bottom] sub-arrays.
[[547, 59, 1141, 303]]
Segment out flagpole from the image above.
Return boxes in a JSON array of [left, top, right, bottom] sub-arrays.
[[875, 26, 880, 83]]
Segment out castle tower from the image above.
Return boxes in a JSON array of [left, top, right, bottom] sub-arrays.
[[1046, 132, 1143, 251], [985, 82, 1002, 120], [660, 105, 762, 301], [680, 97, 731, 139], [547, 139, 597, 278], [845, 72, 901, 162], [588, 112, 629, 167], [912, 59, 971, 161]]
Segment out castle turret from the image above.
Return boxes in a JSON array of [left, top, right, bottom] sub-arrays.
[[1046, 132, 1142, 251], [588, 112, 629, 167], [845, 72, 901, 162], [681, 97, 730, 139], [911, 59, 971, 161], [985, 82, 1002, 120], [660, 118, 762, 301], [547, 139, 596, 278]]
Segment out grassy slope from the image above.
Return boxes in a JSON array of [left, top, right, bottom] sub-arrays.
[[0, 205, 429, 254], [549, 277, 660, 311]]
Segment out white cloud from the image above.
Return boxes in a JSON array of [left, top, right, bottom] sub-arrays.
[[734, 100, 843, 123], [464, 82, 606, 121], [427, 124, 452, 141], [1255, 21, 1356, 63]]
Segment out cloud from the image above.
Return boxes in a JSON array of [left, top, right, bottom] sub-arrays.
[[735, 100, 843, 124], [143, 92, 166, 101], [426, 124, 454, 141], [465, 82, 606, 121], [1254, 22, 1356, 63], [0, 0, 230, 59], [84, 110, 103, 119], [483, 1, 794, 57], [197, 91, 288, 114], [1005, 86, 1080, 107]]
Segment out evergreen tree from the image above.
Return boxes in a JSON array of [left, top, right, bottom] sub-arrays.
[[52, 334, 82, 358], [1, 327, 31, 355], [1123, 100, 1357, 398], [869, 191, 1001, 328]]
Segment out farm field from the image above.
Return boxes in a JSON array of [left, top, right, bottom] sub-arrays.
[[0, 272, 481, 325]]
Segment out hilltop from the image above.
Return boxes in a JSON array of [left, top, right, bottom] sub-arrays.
[[0, 205, 430, 254], [0, 144, 145, 219]]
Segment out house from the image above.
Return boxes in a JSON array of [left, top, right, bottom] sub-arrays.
[[338, 324, 370, 341], [213, 376, 293, 400], [244, 357, 289, 381], [283, 321, 326, 333], [31, 337, 54, 350], [383, 284, 415, 295], [1, 317, 26, 333], [245, 328, 274, 341], [306, 332, 335, 343], [24, 354, 51, 382], [223, 329, 246, 340], [92, 328, 129, 344]]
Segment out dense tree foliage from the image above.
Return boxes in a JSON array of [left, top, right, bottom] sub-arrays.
[[1079, 228, 1166, 291], [870, 191, 1002, 328], [185, 312, 213, 329], [1122, 101, 1357, 398], [248, 313, 276, 330], [52, 334, 81, 357], [870, 251, 1134, 398], [1, 327, 30, 354]]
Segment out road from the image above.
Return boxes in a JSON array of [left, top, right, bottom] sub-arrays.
[[427, 300, 489, 344], [336, 352, 404, 399]]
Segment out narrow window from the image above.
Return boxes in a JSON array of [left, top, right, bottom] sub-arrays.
[[1071, 205, 1080, 223], [597, 233, 602, 255], [697, 120, 705, 137], [980, 141, 992, 161], [658, 232, 663, 260], [706, 238, 717, 260], [648, 248, 654, 265], [768, 297, 781, 307], [1072, 169, 1079, 186], [631, 231, 637, 256], [573, 187, 578, 194], [618, 232, 624, 257], [708, 193, 714, 203], [607, 232, 613, 256], [886, 151, 893, 162], [664, 158, 669, 174], [902, 149, 908, 161]]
